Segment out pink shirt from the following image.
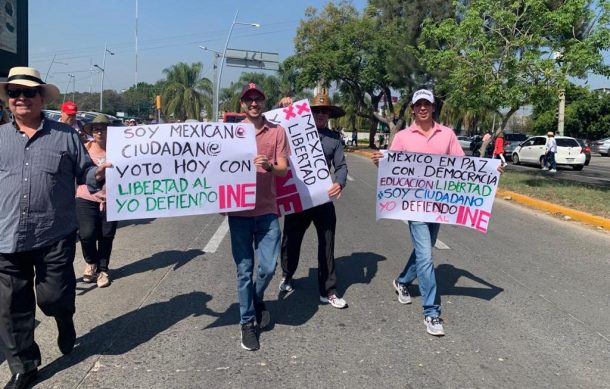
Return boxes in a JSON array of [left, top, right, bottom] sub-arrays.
[[390, 121, 465, 156], [230, 117, 289, 217], [76, 143, 106, 203]]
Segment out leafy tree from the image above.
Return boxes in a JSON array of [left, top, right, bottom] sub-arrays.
[[161, 62, 212, 121], [123, 82, 162, 119], [420, 0, 610, 133]]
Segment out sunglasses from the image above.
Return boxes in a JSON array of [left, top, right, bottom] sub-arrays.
[[7, 88, 40, 98], [242, 96, 265, 104], [91, 127, 107, 132], [312, 108, 330, 115]]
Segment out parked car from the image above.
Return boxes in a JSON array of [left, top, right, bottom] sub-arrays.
[[502, 133, 528, 160], [43, 109, 61, 121], [591, 137, 610, 156], [511, 135, 586, 170], [77, 111, 123, 126], [575, 139, 591, 165], [457, 136, 471, 150], [469, 135, 482, 152]]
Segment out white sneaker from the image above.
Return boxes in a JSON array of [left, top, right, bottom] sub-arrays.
[[542, 167, 549, 171], [549, 169, 557, 173], [320, 294, 348, 309], [424, 316, 445, 336], [82, 264, 97, 283], [278, 277, 294, 293], [392, 279, 412, 304]]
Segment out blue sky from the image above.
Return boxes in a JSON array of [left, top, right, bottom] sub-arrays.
[[28, 0, 368, 94], [29, 0, 608, 94]]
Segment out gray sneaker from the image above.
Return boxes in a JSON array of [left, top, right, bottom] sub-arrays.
[[240, 321, 259, 351], [424, 316, 445, 336], [278, 277, 294, 293], [392, 279, 412, 304]]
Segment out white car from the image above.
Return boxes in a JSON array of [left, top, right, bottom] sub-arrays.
[[592, 137, 610, 156], [457, 136, 471, 149], [512, 135, 586, 171]]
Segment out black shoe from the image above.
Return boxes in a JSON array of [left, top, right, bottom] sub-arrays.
[[4, 368, 37, 389], [240, 321, 259, 351], [55, 316, 76, 355], [254, 302, 270, 330]]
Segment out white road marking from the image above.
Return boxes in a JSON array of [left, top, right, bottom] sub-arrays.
[[401, 220, 451, 249], [203, 217, 229, 253], [347, 174, 355, 182]]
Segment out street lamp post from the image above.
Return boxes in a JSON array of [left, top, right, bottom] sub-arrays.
[[214, 10, 260, 121], [199, 46, 221, 121], [63, 73, 75, 103], [95, 43, 115, 112]]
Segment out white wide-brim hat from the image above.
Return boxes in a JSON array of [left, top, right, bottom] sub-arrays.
[[0, 66, 60, 103]]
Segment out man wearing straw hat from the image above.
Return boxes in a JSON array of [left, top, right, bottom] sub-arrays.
[[0, 66, 109, 388], [278, 89, 349, 309]]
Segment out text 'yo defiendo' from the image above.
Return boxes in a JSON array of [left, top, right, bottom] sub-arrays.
[[105, 122, 258, 221], [376, 151, 501, 233]]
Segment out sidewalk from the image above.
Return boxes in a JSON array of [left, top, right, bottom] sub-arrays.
[[349, 147, 610, 230]]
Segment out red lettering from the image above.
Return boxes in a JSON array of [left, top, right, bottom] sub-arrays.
[[275, 170, 298, 197], [219, 183, 256, 209], [475, 210, 491, 232], [277, 193, 303, 215]]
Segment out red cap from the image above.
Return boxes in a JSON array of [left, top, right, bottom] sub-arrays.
[[240, 81, 266, 100], [61, 101, 78, 114]]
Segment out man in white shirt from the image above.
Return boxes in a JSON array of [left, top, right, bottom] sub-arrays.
[[543, 131, 557, 173]]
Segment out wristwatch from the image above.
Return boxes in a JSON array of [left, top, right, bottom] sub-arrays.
[[264, 163, 273, 172]]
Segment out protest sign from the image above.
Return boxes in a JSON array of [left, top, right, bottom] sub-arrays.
[[376, 152, 501, 233], [264, 100, 333, 216], [105, 122, 257, 221]]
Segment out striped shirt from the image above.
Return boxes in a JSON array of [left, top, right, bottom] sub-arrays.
[[0, 117, 99, 253]]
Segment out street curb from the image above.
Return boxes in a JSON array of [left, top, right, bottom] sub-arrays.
[[496, 190, 609, 230], [348, 148, 609, 230]]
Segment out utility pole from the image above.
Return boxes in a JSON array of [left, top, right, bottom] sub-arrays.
[[557, 89, 565, 136]]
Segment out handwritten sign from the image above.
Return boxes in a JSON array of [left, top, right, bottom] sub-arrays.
[[105, 122, 257, 221], [264, 100, 333, 216], [376, 152, 501, 233]]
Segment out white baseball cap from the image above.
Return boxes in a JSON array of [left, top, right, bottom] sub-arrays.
[[411, 89, 435, 105]]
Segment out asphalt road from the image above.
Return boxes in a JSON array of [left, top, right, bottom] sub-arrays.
[[1, 153, 609, 388]]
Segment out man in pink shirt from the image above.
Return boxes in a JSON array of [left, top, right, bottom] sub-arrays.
[[372, 89, 463, 337], [228, 82, 289, 351]]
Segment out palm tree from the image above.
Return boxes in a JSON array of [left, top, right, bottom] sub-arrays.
[[161, 62, 212, 121], [218, 73, 282, 113]]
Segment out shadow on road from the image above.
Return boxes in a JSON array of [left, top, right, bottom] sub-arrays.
[[117, 218, 156, 229], [76, 249, 204, 296], [408, 264, 504, 301], [36, 291, 215, 386]]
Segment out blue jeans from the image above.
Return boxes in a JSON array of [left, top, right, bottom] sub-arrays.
[[397, 221, 441, 318], [545, 152, 556, 170], [228, 214, 280, 324]]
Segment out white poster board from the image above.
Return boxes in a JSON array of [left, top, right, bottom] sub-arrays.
[[376, 151, 501, 233], [106, 122, 256, 221], [264, 100, 333, 215]]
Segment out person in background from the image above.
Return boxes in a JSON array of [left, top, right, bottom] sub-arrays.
[[279, 90, 349, 309], [0, 99, 8, 125], [543, 131, 557, 173], [352, 129, 358, 147], [59, 101, 88, 143], [492, 132, 507, 167], [0, 66, 109, 389], [227, 82, 289, 351], [277, 96, 293, 109], [479, 130, 493, 158], [76, 114, 118, 289]]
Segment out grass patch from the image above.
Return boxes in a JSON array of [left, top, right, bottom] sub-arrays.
[[498, 171, 610, 219]]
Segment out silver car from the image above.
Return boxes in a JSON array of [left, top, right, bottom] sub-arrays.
[[591, 137, 610, 156]]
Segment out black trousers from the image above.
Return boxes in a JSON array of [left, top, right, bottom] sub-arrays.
[[76, 198, 118, 272], [0, 231, 77, 374], [280, 202, 337, 296]]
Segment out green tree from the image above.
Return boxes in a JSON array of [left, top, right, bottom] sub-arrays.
[[123, 82, 162, 119], [161, 62, 212, 121], [420, 0, 610, 133]]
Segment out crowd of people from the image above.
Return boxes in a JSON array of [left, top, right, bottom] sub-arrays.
[[0, 65, 503, 388]]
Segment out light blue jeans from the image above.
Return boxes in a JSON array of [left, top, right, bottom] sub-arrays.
[[397, 221, 441, 318], [228, 214, 280, 324]]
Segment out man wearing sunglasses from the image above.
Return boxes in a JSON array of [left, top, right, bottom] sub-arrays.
[[0, 66, 109, 389], [226, 82, 289, 351]]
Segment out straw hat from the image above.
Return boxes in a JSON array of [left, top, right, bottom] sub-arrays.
[[0, 66, 60, 102], [310, 91, 345, 118]]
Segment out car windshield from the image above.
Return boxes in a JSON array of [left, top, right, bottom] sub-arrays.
[[504, 134, 527, 142]]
